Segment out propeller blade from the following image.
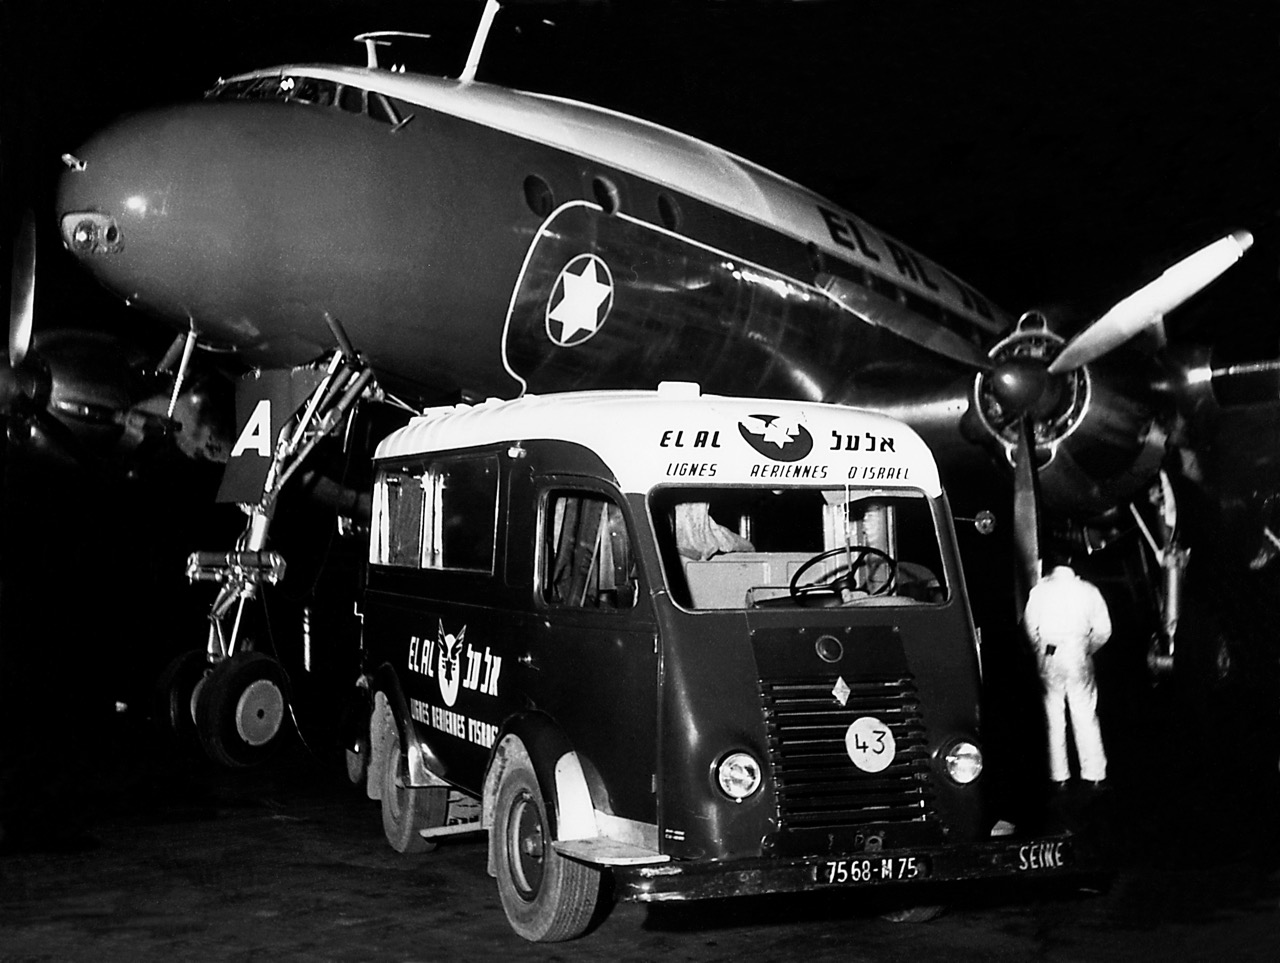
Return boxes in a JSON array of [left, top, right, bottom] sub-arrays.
[[1048, 230, 1253, 375], [1012, 417, 1043, 608], [8, 208, 37, 369]]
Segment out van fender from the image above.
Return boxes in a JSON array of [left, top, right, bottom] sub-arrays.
[[483, 716, 598, 877], [366, 663, 449, 798]]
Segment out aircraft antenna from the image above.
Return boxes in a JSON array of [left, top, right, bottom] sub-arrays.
[[354, 31, 432, 70], [459, 0, 501, 83]]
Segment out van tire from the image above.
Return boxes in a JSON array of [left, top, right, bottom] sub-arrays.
[[379, 717, 446, 854], [493, 756, 601, 941]]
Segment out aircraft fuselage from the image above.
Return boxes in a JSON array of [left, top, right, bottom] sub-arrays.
[[55, 64, 1166, 520]]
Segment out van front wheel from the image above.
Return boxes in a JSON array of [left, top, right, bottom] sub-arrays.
[[493, 759, 601, 941]]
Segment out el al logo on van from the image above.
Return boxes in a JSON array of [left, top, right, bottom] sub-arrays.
[[738, 414, 814, 461], [406, 621, 503, 707]]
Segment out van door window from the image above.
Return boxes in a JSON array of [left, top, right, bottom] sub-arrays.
[[371, 455, 499, 573], [542, 492, 636, 610]]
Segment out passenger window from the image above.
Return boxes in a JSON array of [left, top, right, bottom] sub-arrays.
[[371, 455, 499, 573], [371, 472, 426, 567], [542, 492, 636, 610], [429, 457, 499, 573]]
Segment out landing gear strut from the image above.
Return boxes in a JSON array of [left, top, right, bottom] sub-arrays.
[[173, 330, 376, 766]]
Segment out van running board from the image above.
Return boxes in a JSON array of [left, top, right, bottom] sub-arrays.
[[420, 820, 484, 839], [419, 790, 484, 839]]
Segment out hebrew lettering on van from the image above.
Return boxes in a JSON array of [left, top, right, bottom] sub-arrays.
[[828, 431, 896, 452]]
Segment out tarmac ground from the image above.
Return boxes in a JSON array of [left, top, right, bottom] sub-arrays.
[[1, 698, 1278, 963]]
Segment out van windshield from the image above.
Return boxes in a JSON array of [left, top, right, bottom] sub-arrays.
[[649, 486, 948, 610]]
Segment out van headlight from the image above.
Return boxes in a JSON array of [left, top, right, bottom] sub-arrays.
[[943, 740, 983, 784], [715, 751, 762, 801]]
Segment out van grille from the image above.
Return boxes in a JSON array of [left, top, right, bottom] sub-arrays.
[[759, 676, 934, 829]]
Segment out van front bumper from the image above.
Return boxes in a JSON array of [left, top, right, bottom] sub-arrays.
[[611, 832, 1098, 902]]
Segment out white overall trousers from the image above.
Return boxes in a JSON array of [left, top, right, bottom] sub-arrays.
[[1023, 566, 1112, 783]]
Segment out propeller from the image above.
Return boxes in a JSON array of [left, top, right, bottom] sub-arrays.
[[9, 209, 36, 368], [1048, 231, 1253, 376], [2, 208, 59, 449], [979, 231, 1254, 601], [2, 209, 167, 467]]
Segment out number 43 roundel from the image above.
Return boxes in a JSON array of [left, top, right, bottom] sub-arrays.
[[844, 716, 897, 773]]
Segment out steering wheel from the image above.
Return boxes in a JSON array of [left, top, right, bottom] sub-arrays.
[[789, 545, 897, 602]]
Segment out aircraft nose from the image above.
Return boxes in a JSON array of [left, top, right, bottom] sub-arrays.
[[57, 108, 182, 298]]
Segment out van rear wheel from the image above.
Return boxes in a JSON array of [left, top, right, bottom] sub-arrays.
[[378, 716, 446, 854], [493, 757, 601, 941]]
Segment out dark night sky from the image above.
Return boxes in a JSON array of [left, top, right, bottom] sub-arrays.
[[2, 0, 1277, 357]]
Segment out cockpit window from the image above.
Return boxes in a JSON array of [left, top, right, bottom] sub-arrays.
[[338, 84, 365, 114], [207, 75, 336, 108], [206, 76, 412, 130], [288, 77, 337, 106], [207, 77, 274, 100], [649, 486, 948, 611], [368, 92, 396, 125]]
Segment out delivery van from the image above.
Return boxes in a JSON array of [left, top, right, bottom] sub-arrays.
[[351, 383, 1085, 941]]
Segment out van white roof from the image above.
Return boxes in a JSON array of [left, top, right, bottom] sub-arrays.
[[374, 387, 942, 497]]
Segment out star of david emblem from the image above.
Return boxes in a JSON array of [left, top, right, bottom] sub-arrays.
[[545, 254, 614, 347]]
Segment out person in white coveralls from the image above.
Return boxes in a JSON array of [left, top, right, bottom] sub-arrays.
[[1023, 555, 1112, 787]]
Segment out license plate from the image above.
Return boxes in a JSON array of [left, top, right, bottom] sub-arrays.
[[1014, 838, 1072, 872], [818, 855, 928, 885]]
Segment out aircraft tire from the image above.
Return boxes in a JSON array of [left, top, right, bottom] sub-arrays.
[[153, 650, 210, 749], [195, 652, 290, 768], [492, 752, 601, 942], [377, 711, 445, 854], [880, 904, 946, 923]]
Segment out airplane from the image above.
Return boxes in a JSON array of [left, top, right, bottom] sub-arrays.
[[9, 0, 1274, 769]]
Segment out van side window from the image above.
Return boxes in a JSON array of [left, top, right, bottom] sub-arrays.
[[371, 470, 426, 566], [371, 455, 499, 573], [542, 492, 636, 609], [430, 457, 499, 572]]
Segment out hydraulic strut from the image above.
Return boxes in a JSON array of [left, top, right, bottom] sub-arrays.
[[1130, 470, 1188, 675], [188, 333, 376, 662]]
